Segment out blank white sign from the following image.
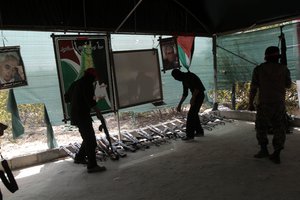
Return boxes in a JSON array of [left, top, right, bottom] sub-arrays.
[[113, 49, 163, 109]]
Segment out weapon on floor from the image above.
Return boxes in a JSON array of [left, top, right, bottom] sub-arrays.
[[136, 128, 161, 146], [98, 115, 114, 154], [100, 137, 127, 157], [110, 135, 136, 152], [120, 131, 150, 150], [60, 145, 76, 159], [146, 125, 170, 143], [96, 137, 119, 160]]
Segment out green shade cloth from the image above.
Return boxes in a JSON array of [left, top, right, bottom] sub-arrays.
[[44, 105, 57, 149], [6, 89, 24, 139]]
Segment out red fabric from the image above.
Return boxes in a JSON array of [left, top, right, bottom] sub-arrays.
[[177, 36, 195, 58], [85, 68, 99, 80]]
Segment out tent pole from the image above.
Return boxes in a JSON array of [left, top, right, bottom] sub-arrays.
[[116, 111, 121, 140], [212, 34, 218, 110], [115, 0, 144, 33], [107, 32, 121, 140]]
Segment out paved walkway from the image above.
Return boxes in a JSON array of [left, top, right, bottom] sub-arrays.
[[2, 120, 300, 200]]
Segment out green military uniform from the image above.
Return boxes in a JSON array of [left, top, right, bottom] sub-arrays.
[[251, 62, 291, 150], [249, 47, 292, 164]]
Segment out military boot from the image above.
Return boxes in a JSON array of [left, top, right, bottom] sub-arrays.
[[269, 149, 281, 164], [254, 145, 269, 158]]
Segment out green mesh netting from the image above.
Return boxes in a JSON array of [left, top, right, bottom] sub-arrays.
[[216, 23, 299, 90]]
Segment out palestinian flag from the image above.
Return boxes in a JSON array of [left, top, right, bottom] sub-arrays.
[[177, 36, 195, 70]]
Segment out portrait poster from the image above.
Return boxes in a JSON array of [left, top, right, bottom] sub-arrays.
[[52, 35, 114, 121], [159, 37, 180, 73], [0, 46, 27, 90]]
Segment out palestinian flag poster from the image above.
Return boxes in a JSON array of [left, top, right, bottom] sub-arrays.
[[159, 37, 180, 73], [52, 35, 114, 122]]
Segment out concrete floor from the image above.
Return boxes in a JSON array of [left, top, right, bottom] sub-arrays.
[[2, 120, 300, 200]]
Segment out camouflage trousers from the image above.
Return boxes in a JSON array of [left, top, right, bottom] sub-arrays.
[[255, 103, 286, 151]]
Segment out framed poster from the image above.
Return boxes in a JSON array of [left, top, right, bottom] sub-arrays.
[[0, 46, 27, 90], [113, 49, 163, 109], [159, 37, 180, 72], [52, 34, 114, 122]]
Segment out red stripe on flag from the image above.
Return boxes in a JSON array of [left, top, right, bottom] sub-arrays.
[[177, 36, 195, 59]]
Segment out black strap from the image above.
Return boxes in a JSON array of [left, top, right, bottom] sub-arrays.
[[0, 159, 18, 193]]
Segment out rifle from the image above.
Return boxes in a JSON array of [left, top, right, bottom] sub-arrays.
[[98, 115, 114, 153], [279, 26, 287, 65]]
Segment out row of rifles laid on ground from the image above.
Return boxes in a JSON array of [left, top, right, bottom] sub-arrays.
[[61, 113, 234, 162]]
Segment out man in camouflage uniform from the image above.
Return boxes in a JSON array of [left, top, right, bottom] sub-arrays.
[[248, 46, 291, 164]]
